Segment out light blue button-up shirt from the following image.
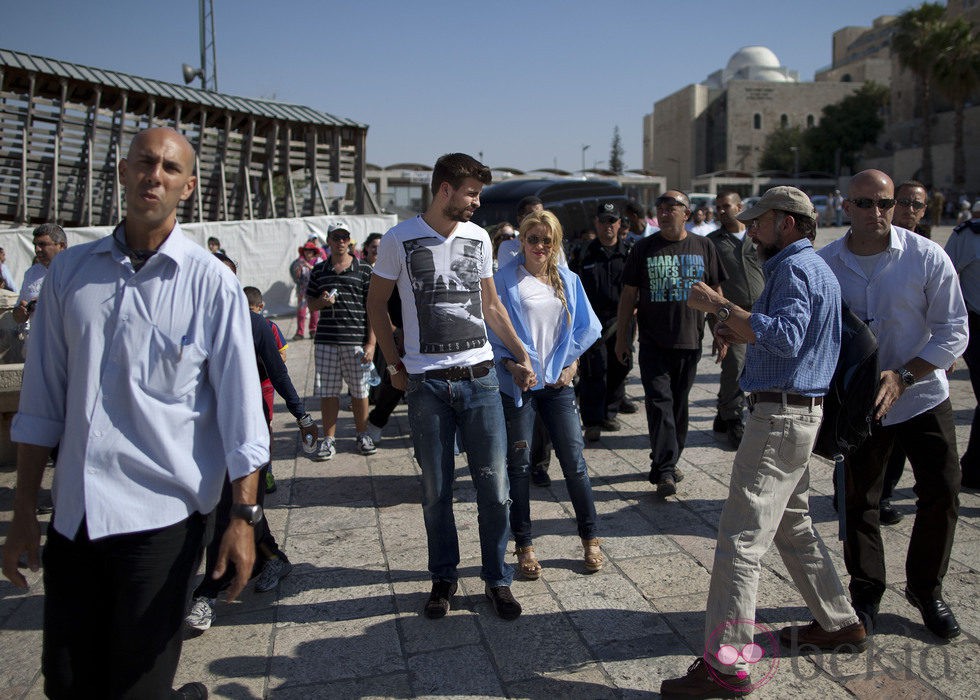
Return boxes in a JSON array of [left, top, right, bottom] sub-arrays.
[[820, 225, 968, 426], [742, 238, 841, 397], [11, 222, 270, 540]]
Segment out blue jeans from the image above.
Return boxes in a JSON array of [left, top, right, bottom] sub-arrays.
[[406, 370, 514, 587], [501, 386, 597, 547]]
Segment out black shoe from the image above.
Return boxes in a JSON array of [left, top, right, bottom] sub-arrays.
[[712, 414, 727, 433], [424, 580, 458, 619], [852, 599, 879, 635], [485, 584, 522, 620], [727, 419, 744, 449], [657, 473, 677, 497], [531, 469, 551, 487], [584, 425, 601, 442], [618, 399, 638, 414], [879, 500, 903, 526], [172, 682, 208, 699], [601, 417, 621, 431], [905, 589, 960, 639]]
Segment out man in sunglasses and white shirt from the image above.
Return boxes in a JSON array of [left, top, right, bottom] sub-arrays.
[[819, 170, 967, 641]]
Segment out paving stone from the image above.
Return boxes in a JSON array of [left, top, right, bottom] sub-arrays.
[[270, 616, 405, 686], [408, 644, 505, 697]]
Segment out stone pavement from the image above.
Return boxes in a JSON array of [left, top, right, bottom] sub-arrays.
[[1, 225, 978, 699]]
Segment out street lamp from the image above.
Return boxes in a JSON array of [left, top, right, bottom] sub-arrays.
[[581, 144, 590, 173]]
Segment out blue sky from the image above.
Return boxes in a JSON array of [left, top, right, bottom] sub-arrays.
[[2, 0, 905, 171]]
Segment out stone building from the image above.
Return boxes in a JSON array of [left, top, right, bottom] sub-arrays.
[[643, 46, 859, 191]]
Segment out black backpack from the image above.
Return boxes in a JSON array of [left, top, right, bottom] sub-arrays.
[[813, 304, 879, 461]]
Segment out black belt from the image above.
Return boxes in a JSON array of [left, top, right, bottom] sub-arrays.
[[423, 360, 494, 381], [750, 392, 823, 407]]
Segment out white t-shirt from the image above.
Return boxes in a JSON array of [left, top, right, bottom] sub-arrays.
[[17, 263, 48, 305], [373, 216, 495, 374], [516, 266, 564, 380]]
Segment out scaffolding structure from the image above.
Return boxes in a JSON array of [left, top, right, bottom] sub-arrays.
[[0, 48, 372, 227]]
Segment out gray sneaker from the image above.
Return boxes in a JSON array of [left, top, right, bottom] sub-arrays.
[[254, 557, 293, 592], [185, 596, 216, 631], [312, 436, 336, 461], [357, 433, 377, 456]]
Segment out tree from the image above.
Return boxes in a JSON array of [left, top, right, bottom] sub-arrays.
[[609, 126, 624, 174], [759, 125, 811, 172], [892, 2, 947, 186], [804, 83, 889, 174], [932, 18, 980, 189]]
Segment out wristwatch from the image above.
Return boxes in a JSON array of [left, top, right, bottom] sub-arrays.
[[897, 366, 915, 388], [715, 305, 732, 322], [230, 503, 264, 526]]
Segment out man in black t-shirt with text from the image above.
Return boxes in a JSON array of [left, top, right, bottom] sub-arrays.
[[615, 190, 726, 496]]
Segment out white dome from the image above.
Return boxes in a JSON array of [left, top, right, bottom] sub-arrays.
[[752, 68, 791, 82], [726, 46, 781, 75]]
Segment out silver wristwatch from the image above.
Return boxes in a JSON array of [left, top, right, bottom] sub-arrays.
[[897, 366, 915, 388], [230, 503, 264, 526], [716, 305, 732, 322]]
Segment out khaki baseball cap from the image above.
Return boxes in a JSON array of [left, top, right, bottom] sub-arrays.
[[737, 186, 816, 222]]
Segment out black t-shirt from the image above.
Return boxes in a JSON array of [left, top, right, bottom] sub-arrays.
[[623, 233, 726, 350]]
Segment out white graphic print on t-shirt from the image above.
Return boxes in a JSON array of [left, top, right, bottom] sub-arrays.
[[404, 236, 487, 354]]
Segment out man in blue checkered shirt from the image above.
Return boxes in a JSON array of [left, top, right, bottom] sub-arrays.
[[662, 186, 864, 698]]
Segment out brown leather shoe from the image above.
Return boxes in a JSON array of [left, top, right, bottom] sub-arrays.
[[660, 657, 751, 697], [779, 620, 868, 652]]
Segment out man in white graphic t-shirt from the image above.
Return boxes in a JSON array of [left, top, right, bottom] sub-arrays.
[[368, 153, 536, 621]]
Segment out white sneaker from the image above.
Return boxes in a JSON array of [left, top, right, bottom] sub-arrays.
[[365, 421, 383, 445], [312, 436, 336, 461], [357, 433, 377, 456], [185, 596, 216, 631], [254, 557, 293, 592]]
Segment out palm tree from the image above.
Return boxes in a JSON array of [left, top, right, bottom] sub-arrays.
[[892, 2, 947, 187], [933, 18, 980, 189]]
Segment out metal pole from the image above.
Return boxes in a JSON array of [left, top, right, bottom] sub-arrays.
[[199, 0, 207, 90]]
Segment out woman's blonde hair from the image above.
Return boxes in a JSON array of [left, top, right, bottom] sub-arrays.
[[519, 209, 569, 323]]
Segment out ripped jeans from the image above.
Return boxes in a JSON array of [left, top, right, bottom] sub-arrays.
[[501, 385, 597, 547], [406, 370, 514, 587]]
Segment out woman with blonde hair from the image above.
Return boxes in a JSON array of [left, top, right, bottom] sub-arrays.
[[489, 209, 604, 578]]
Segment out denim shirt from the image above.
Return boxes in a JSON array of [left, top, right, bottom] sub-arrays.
[[742, 238, 841, 397], [490, 256, 601, 406]]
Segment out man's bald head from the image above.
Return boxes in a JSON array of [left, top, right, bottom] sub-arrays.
[[844, 169, 895, 239], [848, 169, 893, 197], [127, 127, 196, 171], [119, 127, 198, 240]]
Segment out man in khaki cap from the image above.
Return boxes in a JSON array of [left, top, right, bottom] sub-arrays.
[[661, 186, 864, 698]]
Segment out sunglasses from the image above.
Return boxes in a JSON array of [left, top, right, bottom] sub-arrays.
[[896, 198, 926, 210], [656, 196, 688, 209], [525, 235, 553, 247], [330, 234, 350, 241], [848, 198, 895, 210], [500, 233, 515, 241]]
